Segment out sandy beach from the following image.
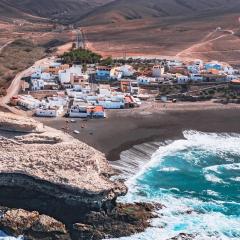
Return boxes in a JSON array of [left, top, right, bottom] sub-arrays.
[[39, 101, 240, 161]]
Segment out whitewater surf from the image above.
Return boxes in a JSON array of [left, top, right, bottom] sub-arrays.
[[110, 130, 240, 240]]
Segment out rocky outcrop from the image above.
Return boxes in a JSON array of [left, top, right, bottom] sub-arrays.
[[169, 233, 195, 240], [0, 114, 127, 214], [71, 203, 163, 239], [0, 113, 127, 224], [0, 112, 44, 133], [0, 203, 161, 240], [0, 207, 70, 239]]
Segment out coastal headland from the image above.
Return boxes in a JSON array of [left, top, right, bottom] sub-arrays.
[[0, 112, 159, 239]]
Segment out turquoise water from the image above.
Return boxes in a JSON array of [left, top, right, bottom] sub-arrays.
[[111, 131, 240, 240]]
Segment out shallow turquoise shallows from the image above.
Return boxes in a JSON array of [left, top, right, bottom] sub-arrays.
[[112, 131, 240, 240]]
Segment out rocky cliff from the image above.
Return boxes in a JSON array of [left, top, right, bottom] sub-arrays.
[[0, 113, 157, 239], [0, 113, 127, 216]]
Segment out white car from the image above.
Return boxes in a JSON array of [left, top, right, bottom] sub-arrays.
[[134, 97, 142, 106]]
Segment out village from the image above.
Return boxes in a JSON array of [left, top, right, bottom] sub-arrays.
[[8, 47, 240, 123]]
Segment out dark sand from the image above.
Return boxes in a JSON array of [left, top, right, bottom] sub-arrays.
[[39, 102, 240, 161]]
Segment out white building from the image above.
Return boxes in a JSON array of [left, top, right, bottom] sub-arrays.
[[190, 74, 203, 82], [40, 72, 52, 81], [167, 60, 182, 68], [152, 65, 165, 77], [46, 96, 68, 108], [187, 65, 200, 74], [137, 76, 157, 85], [31, 79, 45, 91], [69, 105, 106, 118], [193, 59, 204, 68], [17, 95, 41, 110], [59, 65, 84, 84], [120, 65, 135, 77], [31, 71, 41, 79], [35, 106, 64, 117], [223, 65, 234, 75], [97, 99, 125, 109], [177, 75, 189, 84], [110, 67, 123, 80], [226, 75, 237, 81]]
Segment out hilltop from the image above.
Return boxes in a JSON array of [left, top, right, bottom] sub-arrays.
[[0, 0, 113, 23], [78, 0, 240, 25]]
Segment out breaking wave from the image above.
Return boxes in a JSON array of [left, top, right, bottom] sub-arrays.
[[110, 130, 240, 240]]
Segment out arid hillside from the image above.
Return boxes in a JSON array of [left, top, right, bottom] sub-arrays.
[[79, 0, 240, 25], [0, 0, 240, 63], [0, 0, 113, 24], [79, 0, 240, 63]]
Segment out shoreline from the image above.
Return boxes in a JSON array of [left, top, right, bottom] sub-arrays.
[[39, 101, 240, 162]]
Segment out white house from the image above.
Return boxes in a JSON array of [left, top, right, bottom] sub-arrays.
[[187, 65, 200, 74], [223, 65, 234, 75], [193, 59, 204, 68], [69, 105, 106, 118], [35, 106, 64, 117], [31, 71, 41, 79], [59, 65, 84, 84], [31, 79, 44, 91], [110, 67, 123, 80], [226, 75, 237, 81], [190, 74, 203, 82], [97, 99, 125, 109], [50, 62, 62, 68], [46, 96, 68, 107], [120, 65, 135, 77], [167, 60, 182, 68], [17, 95, 41, 110], [137, 76, 157, 85], [40, 72, 52, 81], [177, 75, 189, 84], [152, 65, 165, 77]]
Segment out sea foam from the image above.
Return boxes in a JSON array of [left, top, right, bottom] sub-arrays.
[[112, 130, 240, 240]]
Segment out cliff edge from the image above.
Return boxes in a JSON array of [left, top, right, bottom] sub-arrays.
[[0, 112, 158, 239]]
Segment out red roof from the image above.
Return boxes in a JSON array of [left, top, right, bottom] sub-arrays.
[[231, 80, 240, 84]]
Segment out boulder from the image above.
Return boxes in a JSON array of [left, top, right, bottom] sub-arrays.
[[0, 208, 70, 239]]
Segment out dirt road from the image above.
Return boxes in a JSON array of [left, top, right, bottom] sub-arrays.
[[0, 41, 13, 53], [176, 29, 235, 58], [0, 57, 54, 106]]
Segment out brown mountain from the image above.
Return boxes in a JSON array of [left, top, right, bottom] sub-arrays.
[[0, 0, 114, 23], [78, 0, 240, 63], [0, 0, 240, 63], [78, 0, 240, 25]]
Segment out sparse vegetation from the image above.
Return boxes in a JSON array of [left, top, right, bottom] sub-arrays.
[[0, 39, 45, 92]]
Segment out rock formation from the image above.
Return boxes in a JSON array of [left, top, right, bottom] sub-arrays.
[[0, 113, 157, 239], [0, 113, 127, 220], [0, 112, 44, 133], [0, 207, 70, 239]]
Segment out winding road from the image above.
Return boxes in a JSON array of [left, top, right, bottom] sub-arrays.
[[0, 57, 54, 107], [0, 41, 13, 53]]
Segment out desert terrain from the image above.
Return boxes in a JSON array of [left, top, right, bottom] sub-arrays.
[[0, 0, 239, 63]]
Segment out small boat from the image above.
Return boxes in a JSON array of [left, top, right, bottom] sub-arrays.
[[71, 119, 76, 123], [73, 130, 80, 134]]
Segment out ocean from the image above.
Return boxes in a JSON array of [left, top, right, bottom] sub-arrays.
[[110, 131, 240, 240]]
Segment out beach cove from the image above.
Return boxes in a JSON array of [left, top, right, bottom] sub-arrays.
[[39, 101, 240, 239]]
